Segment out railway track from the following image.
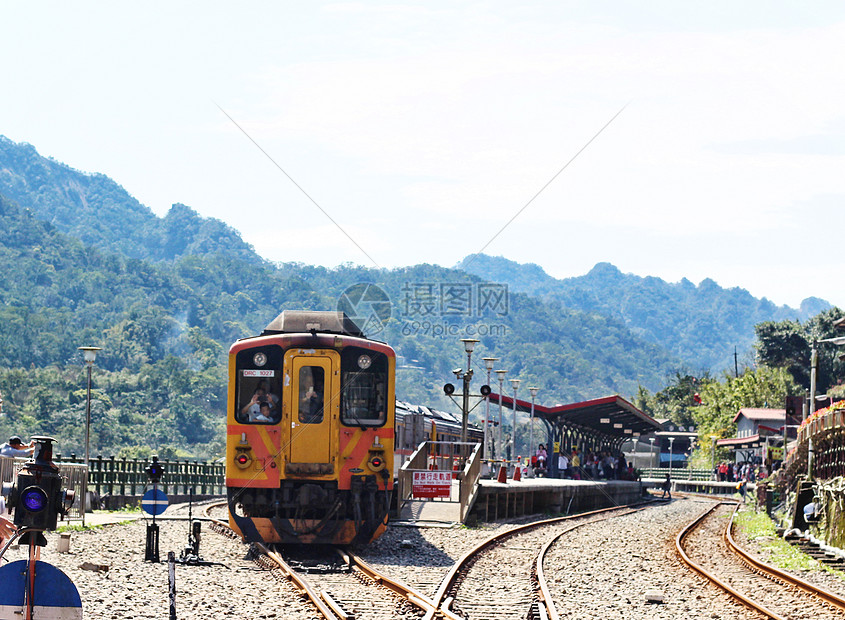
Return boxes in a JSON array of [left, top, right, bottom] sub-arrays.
[[427, 503, 646, 620], [676, 501, 845, 619], [204, 500, 437, 619]]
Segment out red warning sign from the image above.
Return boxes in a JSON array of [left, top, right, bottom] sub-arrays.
[[412, 471, 451, 498]]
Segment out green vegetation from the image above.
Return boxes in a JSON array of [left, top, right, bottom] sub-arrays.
[[56, 523, 104, 533], [733, 505, 836, 573]]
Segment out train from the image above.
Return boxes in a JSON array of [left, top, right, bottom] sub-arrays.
[[225, 310, 482, 546]]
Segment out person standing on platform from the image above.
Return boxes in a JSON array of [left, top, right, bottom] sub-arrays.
[[661, 474, 672, 499], [558, 452, 569, 478]]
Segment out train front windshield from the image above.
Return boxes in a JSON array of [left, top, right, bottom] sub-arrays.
[[341, 348, 388, 427], [235, 345, 283, 424]]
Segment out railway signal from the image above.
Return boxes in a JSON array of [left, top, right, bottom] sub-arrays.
[[144, 455, 166, 563], [0, 436, 81, 619]]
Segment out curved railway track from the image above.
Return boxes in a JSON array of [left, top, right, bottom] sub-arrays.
[[427, 503, 647, 620], [204, 500, 436, 619], [676, 501, 845, 619]]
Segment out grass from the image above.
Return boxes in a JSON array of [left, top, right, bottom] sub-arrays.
[[733, 504, 843, 575], [56, 523, 103, 533]]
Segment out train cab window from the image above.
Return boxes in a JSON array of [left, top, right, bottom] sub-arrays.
[[341, 349, 388, 427], [235, 346, 282, 424], [298, 366, 325, 424]]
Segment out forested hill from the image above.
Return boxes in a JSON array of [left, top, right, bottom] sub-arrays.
[[456, 254, 831, 372], [0, 186, 678, 396], [0, 136, 260, 264], [0, 169, 683, 458]]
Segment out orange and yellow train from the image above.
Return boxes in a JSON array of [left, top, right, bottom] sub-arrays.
[[226, 310, 395, 545]]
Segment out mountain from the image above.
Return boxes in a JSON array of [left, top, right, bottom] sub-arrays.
[[0, 134, 830, 458], [455, 254, 831, 373], [0, 156, 683, 459], [0, 136, 261, 264]]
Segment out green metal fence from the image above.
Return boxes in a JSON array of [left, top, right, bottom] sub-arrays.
[[640, 467, 714, 481], [56, 455, 225, 496]]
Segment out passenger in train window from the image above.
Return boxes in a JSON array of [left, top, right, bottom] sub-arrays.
[[241, 386, 273, 421], [299, 366, 324, 423], [257, 380, 279, 408], [251, 401, 273, 423]]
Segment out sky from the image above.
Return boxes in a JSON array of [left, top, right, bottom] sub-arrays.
[[2, 1, 844, 308]]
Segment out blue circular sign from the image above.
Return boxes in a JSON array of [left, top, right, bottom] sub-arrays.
[[142, 488, 169, 516], [0, 560, 82, 619]]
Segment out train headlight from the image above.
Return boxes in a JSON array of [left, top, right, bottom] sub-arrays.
[[235, 447, 253, 470], [367, 452, 386, 473], [357, 355, 372, 370]]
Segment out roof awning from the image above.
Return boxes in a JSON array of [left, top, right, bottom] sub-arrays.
[[489, 394, 661, 438], [717, 434, 764, 449]]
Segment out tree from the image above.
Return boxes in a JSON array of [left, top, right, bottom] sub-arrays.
[[692, 366, 797, 440], [650, 371, 713, 428], [756, 308, 845, 393]]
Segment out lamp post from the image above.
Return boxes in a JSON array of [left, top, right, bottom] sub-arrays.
[[528, 387, 539, 463], [459, 338, 479, 443], [808, 336, 845, 479], [668, 437, 675, 477], [649, 437, 656, 469], [481, 357, 498, 460], [78, 346, 102, 524], [495, 369, 507, 462], [710, 435, 718, 481], [510, 378, 520, 462]]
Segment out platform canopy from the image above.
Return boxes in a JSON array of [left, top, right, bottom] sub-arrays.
[[716, 434, 767, 449], [489, 394, 661, 438]]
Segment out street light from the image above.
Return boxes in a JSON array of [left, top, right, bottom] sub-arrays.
[[528, 387, 539, 464], [495, 369, 507, 462], [78, 345, 101, 524], [649, 437, 656, 469], [808, 336, 845, 479], [668, 437, 675, 477], [510, 378, 520, 462], [459, 338, 479, 443], [482, 357, 498, 461], [710, 435, 718, 480]]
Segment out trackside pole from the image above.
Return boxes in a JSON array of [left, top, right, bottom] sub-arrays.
[[168, 551, 177, 620], [25, 537, 37, 620]]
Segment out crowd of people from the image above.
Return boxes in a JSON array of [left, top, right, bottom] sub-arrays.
[[529, 445, 636, 481], [715, 460, 767, 483]]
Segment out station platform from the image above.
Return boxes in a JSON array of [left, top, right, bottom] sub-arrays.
[[397, 477, 645, 525]]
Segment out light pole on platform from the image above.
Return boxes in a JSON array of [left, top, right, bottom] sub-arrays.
[[458, 338, 479, 443], [649, 437, 656, 469], [668, 437, 675, 477], [482, 357, 498, 460], [510, 378, 520, 462], [528, 386, 539, 463], [78, 345, 102, 524], [495, 369, 507, 461]]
